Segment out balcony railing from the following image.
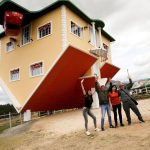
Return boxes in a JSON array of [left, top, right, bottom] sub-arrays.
[[90, 48, 108, 59]]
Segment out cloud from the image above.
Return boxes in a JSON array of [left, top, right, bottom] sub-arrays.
[[134, 53, 150, 66], [131, 63, 150, 80], [0, 87, 11, 104]]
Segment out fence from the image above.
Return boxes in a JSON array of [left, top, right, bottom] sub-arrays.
[[131, 87, 150, 95], [0, 112, 46, 132], [0, 109, 78, 133], [0, 112, 24, 132]]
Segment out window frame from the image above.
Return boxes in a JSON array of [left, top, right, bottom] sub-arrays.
[[9, 67, 20, 82], [37, 22, 52, 40], [29, 61, 44, 78], [6, 41, 15, 52], [21, 24, 32, 46], [103, 43, 109, 51], [70, 21, 83, 38]]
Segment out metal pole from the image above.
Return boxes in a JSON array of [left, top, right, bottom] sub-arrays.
[[9, 112, 12, 128]]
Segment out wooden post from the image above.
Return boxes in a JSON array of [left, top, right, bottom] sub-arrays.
[[9, 112, 12, 128], [20, 113, 22, 124]]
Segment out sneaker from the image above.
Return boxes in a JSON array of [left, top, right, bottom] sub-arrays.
[[86, 131, 91, 136], [128, 122, 131, 126], [101, 128, 105, 131], [95, 128, 100, 132], [115, 124, 118, 128], [110, 125, 115, 128], [139, 119, 145, 123]]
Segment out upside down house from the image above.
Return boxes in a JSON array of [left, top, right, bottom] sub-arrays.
[[0, 0, 120, 119]]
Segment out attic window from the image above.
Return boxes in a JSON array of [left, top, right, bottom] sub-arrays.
[[71, 21, 82, 38], [30, 62, 43, 77], [38, 23, 51, 39]]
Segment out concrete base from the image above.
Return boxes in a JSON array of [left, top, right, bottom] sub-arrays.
[[23, 110, 31, 122]]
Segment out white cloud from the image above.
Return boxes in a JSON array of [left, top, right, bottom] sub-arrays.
[[0, 87, 11, 104], [134, 53, 150, 66]]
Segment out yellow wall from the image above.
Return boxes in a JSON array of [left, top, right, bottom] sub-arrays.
[[66, 7, 112, 76], [0, 5, 113, 108], [66, 7, 94, 53], [0, 7, 62, 105]]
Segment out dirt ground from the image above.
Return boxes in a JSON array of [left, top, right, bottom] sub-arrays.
[[0, 99, 150, 150]]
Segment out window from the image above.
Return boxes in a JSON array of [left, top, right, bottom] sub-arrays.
[[38, 23, 51, 39], [89, 26, 95, 45], [71, 21, 82, 37], [0, 40, 1, 59], [10, 68, 20, 81], [21, 24, 31, 45], [103, 43, 109, 50], [30, 62, 43, 77], [6, 41, 15, 52]]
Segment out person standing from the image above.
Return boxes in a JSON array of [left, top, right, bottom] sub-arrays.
[[95, 77, 114, 131], [108, 85, 124, 127], [119, 78, 145, 125], [81, 79, 99, 136]]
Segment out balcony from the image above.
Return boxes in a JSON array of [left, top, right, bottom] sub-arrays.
[[90, 47, 108, 59]]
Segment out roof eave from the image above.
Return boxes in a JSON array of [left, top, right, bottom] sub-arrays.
[[0, 0, 115, 41], [101, 29, 115, 42]]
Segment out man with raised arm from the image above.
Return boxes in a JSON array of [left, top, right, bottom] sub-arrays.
[[95, 76, 114, 131]]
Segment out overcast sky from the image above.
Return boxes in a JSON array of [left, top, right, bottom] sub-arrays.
[[0, 0, 150, 104]]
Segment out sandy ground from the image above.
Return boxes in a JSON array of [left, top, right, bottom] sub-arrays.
[[0, 99, 150, 150]]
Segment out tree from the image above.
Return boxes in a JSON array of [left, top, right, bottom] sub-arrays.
[[0, 104, 17, 117]]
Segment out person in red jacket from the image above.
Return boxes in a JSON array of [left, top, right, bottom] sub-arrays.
[[108, 85, 124, 127]]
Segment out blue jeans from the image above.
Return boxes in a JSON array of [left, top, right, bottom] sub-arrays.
[[100, 104, 113, 128]]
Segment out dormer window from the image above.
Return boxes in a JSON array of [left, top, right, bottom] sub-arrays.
[[71, 21, 82, 38], [38, 23, 51, 39]]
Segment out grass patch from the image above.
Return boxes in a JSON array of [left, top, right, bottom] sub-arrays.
[[0, 117, 22, 133]]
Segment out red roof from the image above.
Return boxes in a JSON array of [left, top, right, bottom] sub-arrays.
[[100, 62, 120, 79], [22, 46, 97, 112]]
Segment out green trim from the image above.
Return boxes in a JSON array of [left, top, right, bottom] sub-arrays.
[[0, 0, 115, 41], [102, 30, 115, 42], [0, 31, 5, 38]]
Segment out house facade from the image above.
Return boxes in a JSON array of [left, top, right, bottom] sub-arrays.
[[0, 0, 118, 116]]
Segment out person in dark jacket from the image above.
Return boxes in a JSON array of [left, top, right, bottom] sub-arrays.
[[81, 79, 99, 136], [119, 78, 145, 125], [95, 77, 114, 131]]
